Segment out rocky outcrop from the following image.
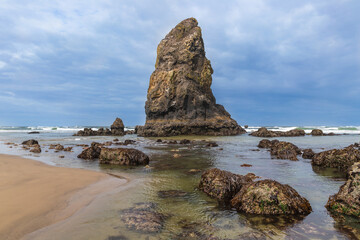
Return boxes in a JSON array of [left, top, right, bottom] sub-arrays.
[[250, 127, 305, 138], [312, 145, 360, 170], [111, 118, 125, 136], [22, 139, 38, 146], [257, 139, 279, 148], [137, 18, 245, 137], [198, 168, 253, 203], [311, 129, 323, 136], [99, 148, 149, 166], [77, 142, 102, 160], [270, 141, 302, 161], [302, 149, 315, 159], [30, 144, 41, 153], [326, 162, 360, 217], [230, 179, 312, 215]]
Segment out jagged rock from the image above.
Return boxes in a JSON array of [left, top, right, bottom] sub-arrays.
[[258, 139, 273, 148], [111, 117, 125, 136], [22, 139, 38, 146], [137, 18, 245, 137], [302, 149, 315, 159], [326, 162, 360, 217], [311, 129, 323, 136], [230, 179, 312, 215], [270, 141, 302, 161], [30, 144, 41, 153], [77, 142, 102, 160], [120, 202, 166, 233], [199, 168, 253, 203], [312, 145, 360, 170], [99, 148, 149, 166], [250, 127, 305, 137], [73, 127, 112, 136], [64, 147, 73, 152], [55, 144, 64, 151]]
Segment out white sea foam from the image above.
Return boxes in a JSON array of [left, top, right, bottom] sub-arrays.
[[245, 126, 360, 135]]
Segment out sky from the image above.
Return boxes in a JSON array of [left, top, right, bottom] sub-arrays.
[[0, 0, 359, 127]]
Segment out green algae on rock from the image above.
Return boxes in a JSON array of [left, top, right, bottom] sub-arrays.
[[230, 179, 312, 215]]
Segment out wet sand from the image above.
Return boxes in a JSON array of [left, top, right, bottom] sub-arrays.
[[0, 154, 126, 240]]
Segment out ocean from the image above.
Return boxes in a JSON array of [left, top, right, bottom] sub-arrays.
[[0, 126, 359, 239]]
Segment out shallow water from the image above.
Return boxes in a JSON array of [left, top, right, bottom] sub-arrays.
[[1, 131, 360, 239]]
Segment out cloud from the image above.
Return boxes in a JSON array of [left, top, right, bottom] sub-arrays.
[[0, 0, 359, 126]]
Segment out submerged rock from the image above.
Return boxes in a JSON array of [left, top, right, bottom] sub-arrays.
[[250, 127, 305, 138], [326, 162, 360, 217], [22, 139, 39, 146], [111, 117, 125, 136], [137, 18, 245, 137], [55, 144, 64, 151], [157, 190, 188, 198], [270, 141, 302, 161], [311, 129, 323, 136], [199, 168, 253, 203], [120, 202, 166, 233], [63, 147, 73, 152], [230, 179, 312, 215], [312, 145, 360, 170], [99, 148, 149, 166], [302, 148, 315, 159], [77, 142, 102, 160]]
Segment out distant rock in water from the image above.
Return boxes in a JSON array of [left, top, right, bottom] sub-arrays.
[[137, 18, 245, 137], [311, 129, 323, 136], [250, 127, 305, 137], [111, 118, 125, 136], [74, 117, 125, 136]]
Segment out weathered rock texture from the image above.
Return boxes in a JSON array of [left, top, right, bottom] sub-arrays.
[[250, 127, 305, 138], [312, 145, 360, 171], [138, 18, 245, 137], [198, 168, 253, 203], [258, 139, 301, 161], [326, 162, 360, 217], [77, 142, 102, 160], [302, 148, 315, 159], [311, 129, 323, 136], [230, 179, 312, 215], [111, 118, 125, 136], [99, 148, 149, 166], [22, 139, 39, 146]]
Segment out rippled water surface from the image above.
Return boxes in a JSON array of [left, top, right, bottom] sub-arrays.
[[1, 131, 360, 239]]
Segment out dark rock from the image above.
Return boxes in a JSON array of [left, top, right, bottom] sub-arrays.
[[244, 125, 249, 129], [28, 131, 40, 134], [156, 139, 162, 143], [312, 145, 360, 170], [99, 148, 149, 166], [124, 139, 136, 145], [113, 138, 119, 142], [206, 142, 218, 147], [241, 164, 252, 167], [30, 144, 41, 153], [199, 168, 253, 203], [311, 129, 323, 136], [137, 18, 245, 137], [64, 147, 73, 152], [157, 190, 188, 198], [120, 202, 166, 233], [180, 139, 191, 144], [111, 117, 125, 136], [77, 142, 102, 160], [55, 144, 64, 151], [103, 141, 113, 146], [125, 130, 135, 135], [22, 139, 38, 146], [270, 141, 301, 161], [59, 155, 65, 158], [326, 162, 360, 217], [257, 139, 272, 148], [250, 127, 305, 138], [302, 149, 315, 159], [73, 127, 112, 136], [230, 179, 312, 215], [168, 140, 177, 144]]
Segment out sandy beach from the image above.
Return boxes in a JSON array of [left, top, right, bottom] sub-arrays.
[[0, 154, 126, 240]]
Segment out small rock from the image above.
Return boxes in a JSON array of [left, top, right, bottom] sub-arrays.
[[180, 139, 191, 144], [59, 155, 65, 158], [29, 144, 41, 153], [22, 139, 39, 146], [55, 144, 64, 151], [241, 164, 252, 167], [206, 142, 218, 147], [28, 131, 40, 134], [63, 147, 73, 152], [270, 141, 301, 161], [302, 149, 315, 159], [113, 138, 119, 142], [156, 139, 162, 143], [311, 129, 323, 136]]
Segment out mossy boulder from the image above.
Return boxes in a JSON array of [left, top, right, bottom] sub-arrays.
[[230, 179, 312, 215], [99, 148, 149, 166]]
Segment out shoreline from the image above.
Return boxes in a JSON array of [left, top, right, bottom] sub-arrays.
[[0, 153, 127, 240]]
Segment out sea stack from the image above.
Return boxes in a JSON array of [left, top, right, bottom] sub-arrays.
[[138, 18, 245, 137]]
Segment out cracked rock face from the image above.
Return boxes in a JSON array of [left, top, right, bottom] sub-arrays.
[[138, 18, 245, 137]]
